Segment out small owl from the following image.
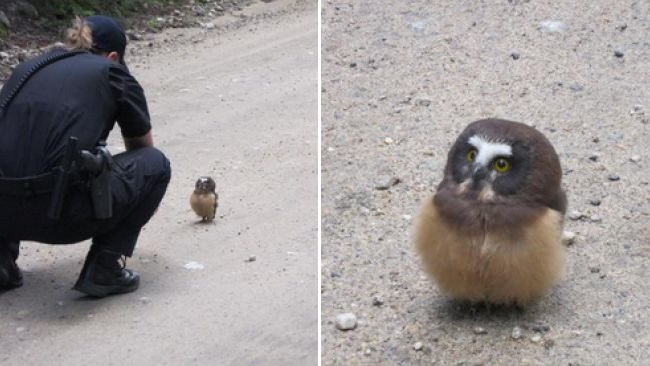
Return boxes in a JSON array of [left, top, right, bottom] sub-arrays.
[[190, 176, 218, 221], [415, 118, 567, 306]]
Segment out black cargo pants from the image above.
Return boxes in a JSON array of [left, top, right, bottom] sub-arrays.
[[0, 147, 171, 259]]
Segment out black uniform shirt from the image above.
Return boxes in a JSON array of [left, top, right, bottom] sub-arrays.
[[0, 48, 151, 177]]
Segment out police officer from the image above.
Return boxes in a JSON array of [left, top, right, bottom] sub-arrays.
[[0, 15, 171, 297]]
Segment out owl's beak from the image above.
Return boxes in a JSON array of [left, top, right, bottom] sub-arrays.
[[471, 165, 489, 190]]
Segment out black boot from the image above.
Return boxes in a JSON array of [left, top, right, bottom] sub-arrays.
[[0, 239, 23, 290], [73, 248, 139, 297]]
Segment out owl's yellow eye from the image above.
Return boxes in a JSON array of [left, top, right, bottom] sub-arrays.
[[466, 149, 477, 162], [493, 157, 511, 173]]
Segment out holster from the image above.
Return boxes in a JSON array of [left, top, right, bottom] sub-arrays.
[[48, 137, 113, 220], [78, 142, 113, 220]]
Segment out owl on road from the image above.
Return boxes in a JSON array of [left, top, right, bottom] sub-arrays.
[[415, 118, 567, 306], [190, 176, 218, 222]]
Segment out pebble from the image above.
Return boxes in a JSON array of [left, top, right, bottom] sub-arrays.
[[413, 342, 423, 351], [608, 173, 620, 181], [349, 62, 357, 68], [569, 83, 584, 92], [415, 96, 432, 107], [629, 155, 641, 163], [473, 326, 488, 335], [372, 296, 384, 306], [532, 324, 551, 333], [0, 51, 9, 59], [204, 22, 215, 30], [590, 214, 602, 223], [538, 20, 568, 33], [375, 176, 401, 190], [184, 261, 205, 270], [568, 210, 583, 220], [511, 326, 523, 340], [590, 266, 601, 274], [510, 50, 520, 60], [630, 104, 644, 115], [589, 198, 601, 206], [335, 313, 357, 330], [562, 231, 576, 246], [588, 153, 599, 162], [614, 48, 624, 58], [531, 335, 542, 343], [384, 137, 394, 144], [245, 255, 256, 262]]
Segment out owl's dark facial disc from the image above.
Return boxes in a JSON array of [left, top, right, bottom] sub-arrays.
[[195, 176, 216, 193], [450, 134, 530, 200]]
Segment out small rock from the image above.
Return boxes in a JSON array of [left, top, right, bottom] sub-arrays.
[[204, 22, 215, 30], [568, 210, 583, 220], [511, 326, 523, 340], [510, 50, 520, 60], [375, 177, 401, 190], [532, 324, 551, 333], [607, 173, 620, 181], [590, 266, 601, 274], [629, 155, 641, 163], [531, 335, 542, 343], [562, 231, 576, 246], [614, 48, 624, 58], [349, 62, 357, 68], [384, 137, 394, 144], [335, 313, 357, 330], [245, 256, 256, 262], [372, 296, 384, 306], [126, 31, 143, 41], [473, 326, 488, 335], [402, 214, 412, 220], [139, 296, 151, 304], [0, 51, 9, 59], [569, 83, 584, 92], [630, 104, 644, 115], [538, 21, 568, 33], [415, 96, 432, 107], [588, 198, 601, 206], [184, 261, 204, 270], [590, 214, 602, 223], [16, 327, 26, 333], [588, 153, 599, 162], [413, 342, 423, 351], [617, 24, 628, 31]]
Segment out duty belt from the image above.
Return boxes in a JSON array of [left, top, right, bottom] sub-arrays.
[[0, 170, 81, 196], [0, 137, 113, 220]]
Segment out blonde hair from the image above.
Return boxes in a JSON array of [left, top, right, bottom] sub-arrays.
[[65, 17, 93, 50]]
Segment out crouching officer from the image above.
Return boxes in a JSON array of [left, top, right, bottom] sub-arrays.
[[0, 15, 171, 297]]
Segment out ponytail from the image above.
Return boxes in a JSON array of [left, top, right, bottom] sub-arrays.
[[65, 17, 93, 50]]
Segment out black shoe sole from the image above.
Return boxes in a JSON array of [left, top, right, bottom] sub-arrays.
[[73, 276, 140, 298]]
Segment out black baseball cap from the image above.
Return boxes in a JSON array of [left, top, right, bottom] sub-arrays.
[[85, 15, 128, 66]]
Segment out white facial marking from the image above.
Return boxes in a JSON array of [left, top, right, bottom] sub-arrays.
[[468, 135, 512, 166]]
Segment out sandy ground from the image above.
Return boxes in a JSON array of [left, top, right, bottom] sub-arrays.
[[0, 1, 318, 365], [321, 1, 649, 365]]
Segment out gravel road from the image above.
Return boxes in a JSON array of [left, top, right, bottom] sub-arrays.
[[321, 1, 649, 364], [0, 1, 318, 365]]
